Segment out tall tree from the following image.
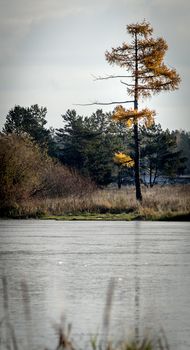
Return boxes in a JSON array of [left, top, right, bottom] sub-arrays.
[[105, 21, 180, 200], [81, 21, 180, 200]]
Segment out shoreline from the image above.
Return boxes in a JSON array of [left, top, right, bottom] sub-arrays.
[[1, 212, 190, 221]]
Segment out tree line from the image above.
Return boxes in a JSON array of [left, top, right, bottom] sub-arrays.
[[1, 104, 189, 192]]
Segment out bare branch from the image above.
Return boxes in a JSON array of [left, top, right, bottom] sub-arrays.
[[137, 86, 154, 90], [138, 81, 173, 90], [74, 100, 134, 106], [120, 80, 135, 87], [92, 74, 134, 81], [138, 75, 157, 79]]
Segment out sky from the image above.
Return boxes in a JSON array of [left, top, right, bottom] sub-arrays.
[[0, 0, 190, 131]]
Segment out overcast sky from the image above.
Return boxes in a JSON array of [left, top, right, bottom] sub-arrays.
[[0, 0, 189, 131]]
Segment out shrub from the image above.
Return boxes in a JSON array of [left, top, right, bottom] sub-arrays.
[[0, 133, 43, 205], [0, 133, 95, 216]]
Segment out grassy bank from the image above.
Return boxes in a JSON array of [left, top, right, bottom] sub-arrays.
[[1, 185, 190, 221]]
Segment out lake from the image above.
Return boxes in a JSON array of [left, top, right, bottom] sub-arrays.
[[0, 220, 190, 350]]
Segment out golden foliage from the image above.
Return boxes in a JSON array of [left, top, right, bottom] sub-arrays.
[[113, 152, 135, 167], [127, 20, 153, 37], [112, 106, 155, 128], [105, 20, 181, 98]]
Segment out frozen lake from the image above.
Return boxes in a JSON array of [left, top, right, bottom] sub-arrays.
[[0, 220, 190, 349]]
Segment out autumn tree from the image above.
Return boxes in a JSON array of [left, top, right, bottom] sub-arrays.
[[85, 20, 180, 200], [113, 152, 134, 189]]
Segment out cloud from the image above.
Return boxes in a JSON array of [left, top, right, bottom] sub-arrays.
[[0, 0, 189, 131], [0, 0, 86, 61]]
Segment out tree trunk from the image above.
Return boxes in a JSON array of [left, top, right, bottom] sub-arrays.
[[134, 123, 142, 201], [152, 165, 158, 187], [134, 31, 142, 202], [149, 161, 152, 187], [117, 169, 122, 189]]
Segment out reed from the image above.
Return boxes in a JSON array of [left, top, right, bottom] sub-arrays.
[[0, 277, 170, 350], [1, 185, 190, 220]]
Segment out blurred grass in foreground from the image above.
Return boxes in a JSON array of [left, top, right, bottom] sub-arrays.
[[0, 277, 170, 350]]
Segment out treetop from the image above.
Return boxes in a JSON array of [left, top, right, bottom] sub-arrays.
[[127, 20, 153, 37], [105, 20, 181, 99]]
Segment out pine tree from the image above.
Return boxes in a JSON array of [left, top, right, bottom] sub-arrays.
[[104, 20, 180, 200], [3, 104, 56, 156], [140, 124, 186, 186], [56, 109, 125, 186]]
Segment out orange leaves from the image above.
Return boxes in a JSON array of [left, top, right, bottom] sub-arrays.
[[138, 37, 168, 52], [113, 152, 135, 167], [112, 106, 155, 128], [105, 20, 181, 98], [127, 20, 153, 37]]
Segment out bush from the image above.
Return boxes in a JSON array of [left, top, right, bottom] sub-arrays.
[[36, 160, 95, 198], [0, 133, 95, 215], [0, 133, 43, 204]]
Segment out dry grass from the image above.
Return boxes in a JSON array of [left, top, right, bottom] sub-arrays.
[[7, 184, 190, 220]]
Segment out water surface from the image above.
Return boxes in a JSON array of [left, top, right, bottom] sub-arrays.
[[0, 220, 190, 349]]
